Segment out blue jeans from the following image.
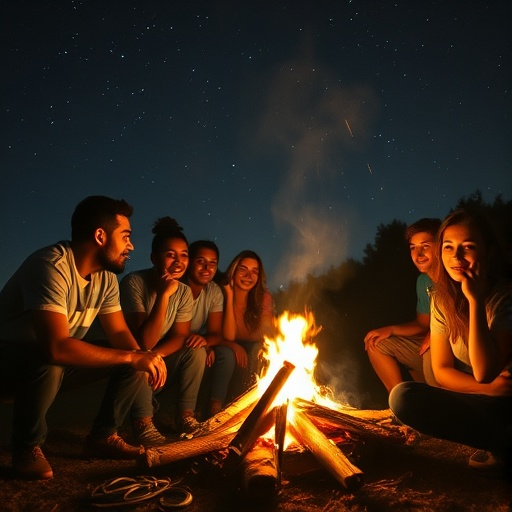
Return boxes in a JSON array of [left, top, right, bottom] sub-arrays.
[[210, 341, 263, 405], [132, 346, 206, 416], [210, 345, 236, 404], [0, 341, 149, 449], [389, 381, 512, 454]]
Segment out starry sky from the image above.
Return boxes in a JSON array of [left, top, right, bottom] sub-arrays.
[[2, 1, 511, 291]]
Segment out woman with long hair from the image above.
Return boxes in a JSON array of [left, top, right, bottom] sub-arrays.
[[389, 209, 512, 476], [210, 250, 275, 412]]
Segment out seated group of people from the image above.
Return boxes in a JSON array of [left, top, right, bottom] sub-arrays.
[[364, 213, 512, 477], [0, 196, 274, 480], [1, 196, 510, 482]]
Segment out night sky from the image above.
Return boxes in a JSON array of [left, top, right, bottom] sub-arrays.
[[2, 1, 511, 291]]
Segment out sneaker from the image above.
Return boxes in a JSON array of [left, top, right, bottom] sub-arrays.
[[468, 450, 504, 473], [180, 415, 200, 434], [13, 446, 53, 480], [132, 417, 167, 447], [85, 433, 143, 460]]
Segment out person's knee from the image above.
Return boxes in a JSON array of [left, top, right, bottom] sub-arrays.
[[370, 337, 399, 358], [214, 345, 235, 367], [35, 364, 66, 394], [389, 381, 415, 418], [184, 346, 207, 370]]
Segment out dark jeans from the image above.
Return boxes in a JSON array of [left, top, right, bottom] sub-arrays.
[[132, 345, 206, 417], [210, 340, 264, 405], [0, 341, 149, 449], [389, 381, 512, 454]]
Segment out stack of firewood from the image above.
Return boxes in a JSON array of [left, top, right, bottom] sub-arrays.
[[141, 362, 409, 497]]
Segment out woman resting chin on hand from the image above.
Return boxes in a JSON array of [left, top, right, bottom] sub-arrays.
[[389, 208, 512, 476]]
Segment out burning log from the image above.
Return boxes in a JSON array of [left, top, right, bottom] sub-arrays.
[[142, 362, 294, 469], [241, 403, 289, 499], [293, 398, 407, 444], [275, 401, 288, 478], [142, 385, 261, 468], [226, 361, 295, 461], [199, 384, 261, 434], [142, 407, 248, 468], [289, 409, 364, 491], [241, 438, 278, 500]]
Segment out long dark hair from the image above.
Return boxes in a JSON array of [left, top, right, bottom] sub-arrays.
[[433, 208, 510, 344], [224, 250, 268, 333]]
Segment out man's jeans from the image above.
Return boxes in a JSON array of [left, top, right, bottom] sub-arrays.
[[0, 340, 150, 449]]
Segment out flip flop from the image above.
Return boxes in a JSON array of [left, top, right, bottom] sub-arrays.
[[90, 475, 175, 507], [158, 486, 193, 509]]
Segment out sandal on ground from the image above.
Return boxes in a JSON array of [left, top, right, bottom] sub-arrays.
[[90, 475, 176, 507], [158, 486, 193, 509], [468, 450, 503, 473]]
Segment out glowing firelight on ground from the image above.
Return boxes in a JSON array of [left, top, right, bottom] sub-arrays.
[[258, 311, 337, 409]]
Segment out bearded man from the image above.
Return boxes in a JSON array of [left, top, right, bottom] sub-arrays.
[[0, 196, 167, 479]]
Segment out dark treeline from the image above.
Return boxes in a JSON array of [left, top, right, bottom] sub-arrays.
[[273, 190, 512, 410]]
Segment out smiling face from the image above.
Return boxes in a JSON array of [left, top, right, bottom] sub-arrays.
[[233, 257, 260, 291], [151, 237, 189, 279], [98, 215, 134, 274], [188, 247, 218, 286], [441, 222, 486, 282], [409, 231, 435, 276]]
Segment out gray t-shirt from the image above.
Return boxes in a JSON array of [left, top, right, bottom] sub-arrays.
[[190, 281, 224, 334], [0, 241, 121, 341], [120, 268, 193, 340]]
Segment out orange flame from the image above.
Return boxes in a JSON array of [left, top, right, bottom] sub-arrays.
[[258, 311, 336, 409]]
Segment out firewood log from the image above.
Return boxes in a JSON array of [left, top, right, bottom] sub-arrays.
[[293, 398, 407, 444], [142, 363, 294, 468], [227, 361, 295, 460], [289, 409, 364, 491], [242, 438, 278, 500], [142, 386, 261, 468], [275, 402, 288, 478]]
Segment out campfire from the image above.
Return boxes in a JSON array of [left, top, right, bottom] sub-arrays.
[[141, 312, 410, 497]]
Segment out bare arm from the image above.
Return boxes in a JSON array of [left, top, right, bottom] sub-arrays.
[[212, 293, 249, 366], [202, 310, 224, 347], [222, 282, 237, 341], [31, 310, 167, 389], [185, 311, 224, 349], [156, 320, 191, 357], [364, 312, 429, 351], [468, 297, 510, 382], [430, 327, 512, 396], [98, 310, 140, 350], [127, 274, 179, 350], [462, 264, 510, 381], [260, 300, 276, 340]]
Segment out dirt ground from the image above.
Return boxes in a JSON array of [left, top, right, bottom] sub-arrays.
[[0, 382, 511, 512]]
